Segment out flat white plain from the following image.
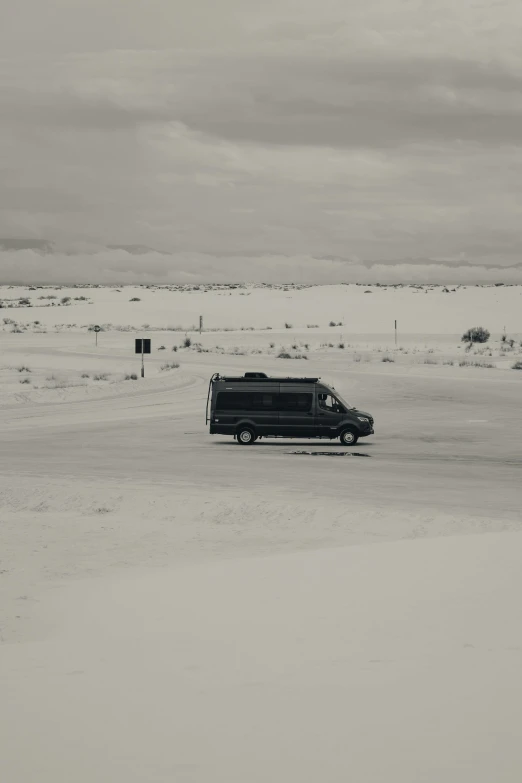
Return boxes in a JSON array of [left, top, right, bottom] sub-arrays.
[[1, 283, 521, 783]]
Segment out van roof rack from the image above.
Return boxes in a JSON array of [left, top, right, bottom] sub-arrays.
[[218, 375, 320, 383]]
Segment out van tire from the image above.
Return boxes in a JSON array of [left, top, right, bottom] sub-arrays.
[[236, 427, 256, 445], [340, 427, 358, 446]]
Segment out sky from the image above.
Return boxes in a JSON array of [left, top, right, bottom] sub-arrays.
[[1, 0, 522, 284]]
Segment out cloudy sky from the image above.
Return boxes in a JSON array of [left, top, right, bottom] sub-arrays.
[[1, 0, 522, 283]]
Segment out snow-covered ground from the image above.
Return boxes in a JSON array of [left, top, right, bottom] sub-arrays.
[[1, 283, 522, 782]]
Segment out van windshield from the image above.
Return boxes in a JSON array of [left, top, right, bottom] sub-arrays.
[[331, 391, 353, 411]]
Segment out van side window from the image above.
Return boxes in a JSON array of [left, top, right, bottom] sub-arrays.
[[216, 392, 276, 411], [278, 393, 312, 412], [318, 393, 344, 413], [251, 393, 277, 410]]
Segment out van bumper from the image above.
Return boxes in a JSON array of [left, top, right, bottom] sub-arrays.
[[209, 424, 234, 435]]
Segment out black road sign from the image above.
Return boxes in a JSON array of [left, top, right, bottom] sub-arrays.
[[93, 325, 101, 333], [135, 338, 151, 354]]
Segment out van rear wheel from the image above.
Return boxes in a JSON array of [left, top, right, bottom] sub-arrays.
[[237, 427, 256, 445], [340, 427, 358, 446]]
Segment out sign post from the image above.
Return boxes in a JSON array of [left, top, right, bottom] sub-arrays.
[[93, 324, 101, 346], [199, 315, 203, 334], [395, 320, 397, 347], [135, 338, 151, 377]]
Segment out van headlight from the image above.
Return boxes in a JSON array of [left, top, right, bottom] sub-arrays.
[[357, 417, 369, 423]]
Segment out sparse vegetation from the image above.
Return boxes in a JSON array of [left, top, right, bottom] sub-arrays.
[[459, 360, 495, 368], [171, 345, 178, 351], [18, 298, 31, 306], [269, 342, 275, 348], [182, 336, 192, 348], [61, 296, 71, 304], [511, 361, 522, 370], [81, 373, 90, 378], [130, 297, 141, 302], [19, 378, 31, 384], [424, 358, 438, 364], [93, 373, 109, 381], [160, 362, 180, 371], [158, 345, 166, 351], [284, 322, 293, 329], [461, 326, 490, 345], [307, 324, 319, 328], [125, 373, 139, 380], [381, 356, 394, 362], [277, 351, 307, 359], [338, 342, 345, 349], [17, 366, 31, 372]]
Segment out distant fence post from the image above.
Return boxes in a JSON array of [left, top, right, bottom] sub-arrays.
[[395, 320, 397, 346], [199, 315, 203, 334]]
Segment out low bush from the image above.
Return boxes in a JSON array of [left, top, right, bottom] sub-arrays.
[[511, 361, 522, 370], [459, 360, 495, 368], [284, 322, 293, 329], [461, 326, 490, 344], [125, 373, 139, 380], [160, 361, 180, 371], [17, 365, 31, 372], [158, 345, 166, 351], [93, 373, 109, 381], [130, 297, 141, 302], [381, 356, 394, 362], [171, 345, 178, 351], [19, 378, 31, 384], [277, 351, 307, 359], [338, 342, 345, 349], [182, 336, 192, 348]]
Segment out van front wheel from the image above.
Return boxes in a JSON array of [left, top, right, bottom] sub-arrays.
[[237, 427, 256, 445], [340, 427, 358, 446]]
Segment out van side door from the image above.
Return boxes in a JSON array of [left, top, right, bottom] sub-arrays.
[[276, 384, 316, 437]]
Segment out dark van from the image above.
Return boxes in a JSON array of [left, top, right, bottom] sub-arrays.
[[206, 373, 374, 445]]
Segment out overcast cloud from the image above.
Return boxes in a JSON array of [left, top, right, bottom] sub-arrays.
[[1, 0, 522, 283]]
